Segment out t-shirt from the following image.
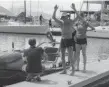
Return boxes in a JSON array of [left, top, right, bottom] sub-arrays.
[[23, 47, 44, 73]]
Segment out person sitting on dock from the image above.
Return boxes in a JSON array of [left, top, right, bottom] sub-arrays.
[[22, 38, 47, 81], [71, 3, 95, 72], [52, 5, 78, 75]]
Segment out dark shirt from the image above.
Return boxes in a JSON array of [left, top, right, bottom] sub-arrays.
[[72, 30, 76, 37], [49, 20, 52, 24], [23, 47, 44, 73], [39, 15, 43, 21]]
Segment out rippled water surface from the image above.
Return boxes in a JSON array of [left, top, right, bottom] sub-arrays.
[[0, 33, 109, 63]]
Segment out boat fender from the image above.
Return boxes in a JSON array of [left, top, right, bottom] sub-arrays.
[[0, 52, 23, 70]]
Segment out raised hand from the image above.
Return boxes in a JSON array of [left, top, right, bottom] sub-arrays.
[[54, 5, 58, 10], [71, 3, 75, 9]]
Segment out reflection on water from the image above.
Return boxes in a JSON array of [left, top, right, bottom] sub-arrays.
[[0, 33, 109, 63], [0, 33, 49, 51]]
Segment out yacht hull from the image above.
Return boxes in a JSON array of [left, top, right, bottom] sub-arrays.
[[0, 25, 49, 35]]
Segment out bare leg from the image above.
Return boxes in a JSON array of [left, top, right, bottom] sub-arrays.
[[67, 48, 70, 65], [67, 46, 75, 75], [75, 44, 81, 71], [73, 51, 76, 66], [60, 48, 66, 74], [81, 44, 87, 72]]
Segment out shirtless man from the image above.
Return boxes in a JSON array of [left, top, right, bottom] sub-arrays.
[[52, 5, 78, 75]]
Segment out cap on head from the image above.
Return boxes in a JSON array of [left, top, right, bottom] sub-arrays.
[[61, 12, 69, 17], [28, 38, 36, 46], [61, 12, 69, 19]]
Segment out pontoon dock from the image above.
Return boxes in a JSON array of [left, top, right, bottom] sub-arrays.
[[6, 59, 109, 87]]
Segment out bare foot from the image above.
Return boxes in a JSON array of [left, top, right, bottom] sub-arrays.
[[70, 69, 75, 76], [70, 71, 75, 76], [60, 71, 67, 74], [30, 78, 36, 82]]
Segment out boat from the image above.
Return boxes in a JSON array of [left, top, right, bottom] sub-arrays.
[[84, 0, 109, 30], [0, 25, 49, 35], [0, 0, 49, 35]]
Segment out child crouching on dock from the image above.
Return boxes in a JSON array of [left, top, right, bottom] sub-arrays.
[[22, 39, 47, 82]]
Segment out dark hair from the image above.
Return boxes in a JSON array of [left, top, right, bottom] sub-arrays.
[[28, 39, 36, 46], [80, 12, 84, 17], [61, 15, 69, 20]]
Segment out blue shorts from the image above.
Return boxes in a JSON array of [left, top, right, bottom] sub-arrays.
[[76, 38, 87, 45], [60, 38, 76, 51]]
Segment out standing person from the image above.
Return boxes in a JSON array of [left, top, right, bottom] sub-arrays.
[[39, 14, 43, 25], [52, 5, 78, 75], [49, 18, 52, 28], [12, 42, 14, 51], [22, 39, 47, 81], [71, 3, 95, 72]]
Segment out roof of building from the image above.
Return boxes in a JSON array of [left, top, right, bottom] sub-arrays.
[[0, 6, 14, 16]]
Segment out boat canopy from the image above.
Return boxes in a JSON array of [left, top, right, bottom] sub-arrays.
[[60, 10, 97, 14], [84, 0, 109, 4]]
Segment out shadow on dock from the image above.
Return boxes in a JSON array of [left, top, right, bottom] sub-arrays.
[[30, 79, 58, 85]]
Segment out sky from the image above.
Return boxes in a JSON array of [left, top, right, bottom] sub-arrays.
[[0, 0, 101, 16]]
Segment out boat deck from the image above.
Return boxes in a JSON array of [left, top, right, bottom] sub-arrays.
[[6, 59, 109, 87], [0, 25, 49, 35]]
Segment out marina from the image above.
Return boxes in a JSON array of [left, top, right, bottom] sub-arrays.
[[0, 0, 109, 87], [0, 33, 109, 87]]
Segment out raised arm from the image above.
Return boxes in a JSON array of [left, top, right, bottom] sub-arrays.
[[71, 3, 86, 23], [52, 5, 62, 24], [71, 3, 95, 31]]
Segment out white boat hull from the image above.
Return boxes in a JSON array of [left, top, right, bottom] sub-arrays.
[[94, 26, 109, 32], [51, 28, 109, 39], [0, 25, 49, 35]]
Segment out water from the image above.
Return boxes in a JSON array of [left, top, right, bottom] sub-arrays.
[[0, 33, 50, 51], [0, 33, 109, 63], [87, 38, 109, 62]]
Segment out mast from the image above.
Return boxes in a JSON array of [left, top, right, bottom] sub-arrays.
[[12, 0, 13, 13], [86, 0, 89, 20], [37, 0, 39, 17], [30, 0, 31, 17], [24, 0, 26, 24], [100, 0, 104, 26]]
